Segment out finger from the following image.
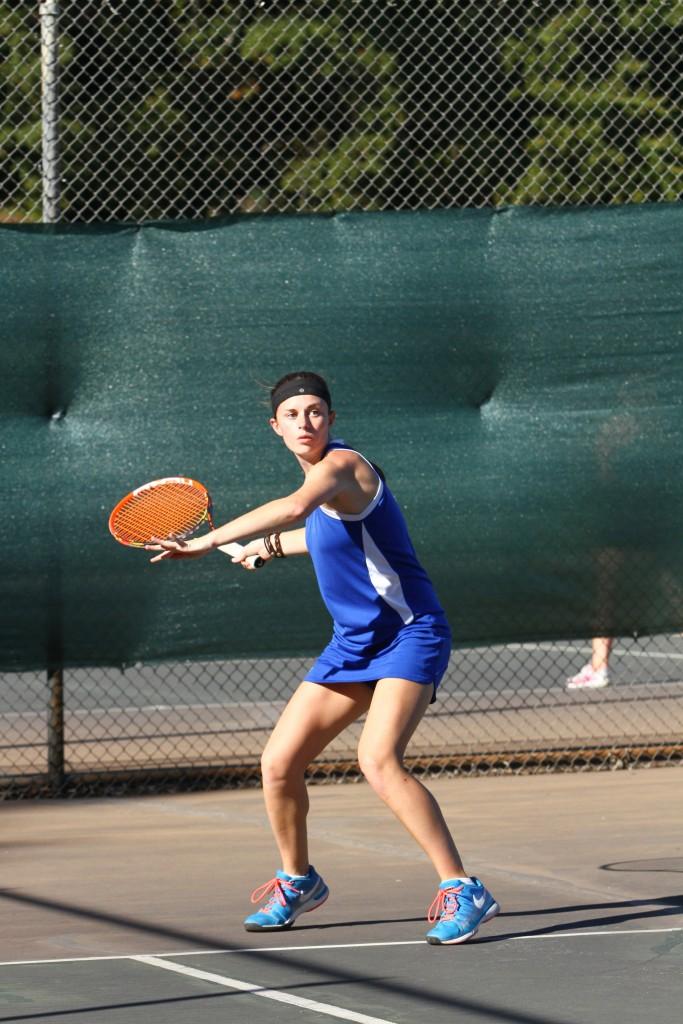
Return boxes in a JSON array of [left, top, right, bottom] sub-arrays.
[[147, 537, 182, 551], [149, 550, 171, 563], [168, 534, 188, 546]]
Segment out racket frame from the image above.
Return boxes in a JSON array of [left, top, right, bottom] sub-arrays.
[[109, 476, 263, 568]]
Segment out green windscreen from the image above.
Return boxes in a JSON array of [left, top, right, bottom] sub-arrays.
[[1, 203, 682, 671]]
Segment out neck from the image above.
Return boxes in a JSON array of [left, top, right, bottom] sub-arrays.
[[296, 451, 323, 474]]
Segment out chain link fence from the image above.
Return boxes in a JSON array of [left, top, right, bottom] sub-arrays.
[[2, 2, 683, 795], [1, 1, 681, 222], [2, 637, 683, 798]]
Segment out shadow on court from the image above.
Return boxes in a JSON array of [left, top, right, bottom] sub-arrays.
[[0, 890, 598, 1024], [0, 769, 681, 1024], [0, 983, 589, 1024], [601, 856, 683, 873], [2, 888, 682, 948]]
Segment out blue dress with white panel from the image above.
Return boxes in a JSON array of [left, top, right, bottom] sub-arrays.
[[304, 440, 451, 701]]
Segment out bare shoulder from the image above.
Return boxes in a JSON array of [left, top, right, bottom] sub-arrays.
[[323, 448, 363, 472], [324, 447, 374, 484], [322, 447, 379, 515]]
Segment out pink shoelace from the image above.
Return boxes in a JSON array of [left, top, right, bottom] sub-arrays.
[[250, 876, 301, 912], [427, 884, 463, 923]]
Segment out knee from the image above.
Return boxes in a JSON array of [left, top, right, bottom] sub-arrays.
[[260, 747, 300, 789], [357, 746, 402, 798]]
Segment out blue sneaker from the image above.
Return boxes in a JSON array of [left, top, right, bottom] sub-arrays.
[[426, 878, 499, 945], [244, 867, 329, 931]]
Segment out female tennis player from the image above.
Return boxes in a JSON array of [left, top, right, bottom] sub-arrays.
[[146, 371, 499, 945]]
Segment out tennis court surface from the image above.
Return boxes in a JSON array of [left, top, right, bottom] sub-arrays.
[[1, 768, 681, 1024]]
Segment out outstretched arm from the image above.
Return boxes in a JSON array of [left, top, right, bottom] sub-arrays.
[[146, 455, 351, 562]]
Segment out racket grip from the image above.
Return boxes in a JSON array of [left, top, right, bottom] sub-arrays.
[[217, 541, 264, 569]]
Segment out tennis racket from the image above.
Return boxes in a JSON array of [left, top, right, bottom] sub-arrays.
[[108, 477, 264, 568]]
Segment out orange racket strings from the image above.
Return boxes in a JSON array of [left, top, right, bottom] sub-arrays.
[[110, 479, 212, 547]]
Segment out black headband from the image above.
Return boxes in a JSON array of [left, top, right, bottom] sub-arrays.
[[270, 376, 331, 415]]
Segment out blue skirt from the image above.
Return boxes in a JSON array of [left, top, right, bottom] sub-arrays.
[[305, 615, 452, 703]]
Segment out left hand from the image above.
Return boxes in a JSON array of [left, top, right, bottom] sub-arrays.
[[232, 538, 271, 570]]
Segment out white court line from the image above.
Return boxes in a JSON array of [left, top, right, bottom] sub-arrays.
[[132, 953, 397, 1024], [0, 940, 423, 967], [515, 926, 683, 940], [506, 642, 683, 661], [1, 927, 681, 967]]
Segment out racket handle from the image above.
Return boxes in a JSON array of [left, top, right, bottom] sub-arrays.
[[217, 541, 264, 569]]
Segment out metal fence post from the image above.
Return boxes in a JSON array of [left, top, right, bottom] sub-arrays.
[[47, 666, 65, 790], [41, 2, 64, 790], [40, 0, 61, 224]]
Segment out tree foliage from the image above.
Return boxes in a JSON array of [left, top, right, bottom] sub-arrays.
[[0, 0, 680, 221], [499, 0, 683, 204]]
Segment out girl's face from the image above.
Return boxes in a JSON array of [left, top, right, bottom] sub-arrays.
[[270, 394, 335, 463]]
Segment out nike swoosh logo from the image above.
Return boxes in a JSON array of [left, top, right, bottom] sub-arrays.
[[473, 894, 486, 909]]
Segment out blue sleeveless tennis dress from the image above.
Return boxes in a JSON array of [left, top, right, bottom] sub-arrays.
[[304, 440, 451, 701]]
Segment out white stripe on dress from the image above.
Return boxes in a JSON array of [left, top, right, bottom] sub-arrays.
[[361, 524, 414, 624]]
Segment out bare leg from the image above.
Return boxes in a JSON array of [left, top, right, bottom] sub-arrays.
[[357, 678, 466, 881], [591, 637, 613, 671], [260, 681, 372, 876]]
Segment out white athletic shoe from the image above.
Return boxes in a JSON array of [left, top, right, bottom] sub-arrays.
[[566, 663, 609, 689]]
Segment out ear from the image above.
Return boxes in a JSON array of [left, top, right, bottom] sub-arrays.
[[328, 410, 336, 428], [269, 416, 283, 437]]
